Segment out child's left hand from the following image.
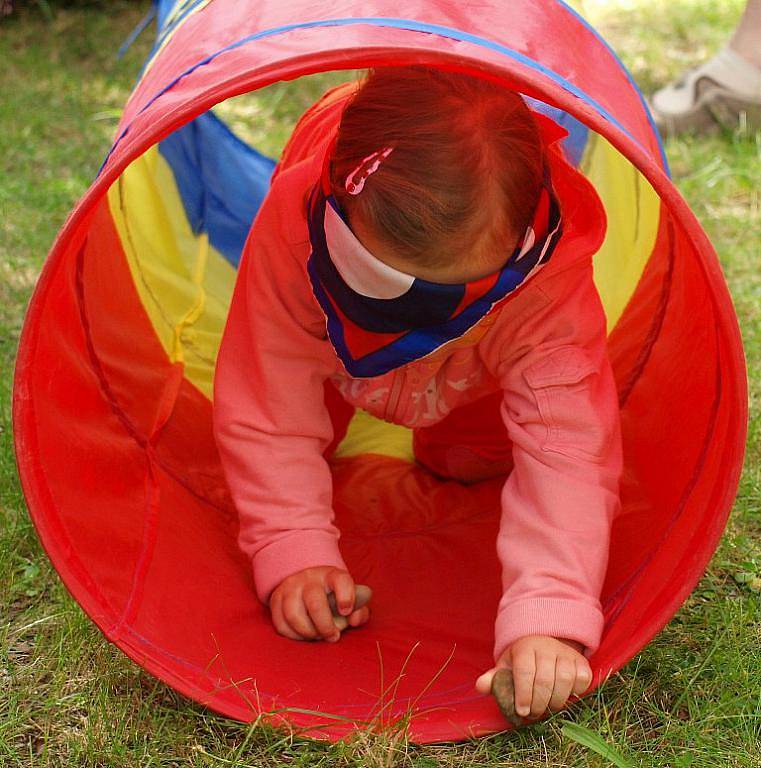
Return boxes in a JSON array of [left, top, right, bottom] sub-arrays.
[[475, 635, 593, 720]]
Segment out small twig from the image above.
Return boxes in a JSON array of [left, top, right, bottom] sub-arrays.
[[8, 613, 63, 641]]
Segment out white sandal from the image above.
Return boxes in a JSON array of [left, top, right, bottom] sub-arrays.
[[650, 47, 761, 135]]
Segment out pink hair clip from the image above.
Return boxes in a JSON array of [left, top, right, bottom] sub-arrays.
[[345, 146, 394, 195]]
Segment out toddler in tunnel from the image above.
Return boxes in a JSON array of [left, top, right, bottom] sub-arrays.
[[213, 66, 623, 720]]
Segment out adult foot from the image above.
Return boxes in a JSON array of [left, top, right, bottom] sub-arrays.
[[650, 47, 761, 135]]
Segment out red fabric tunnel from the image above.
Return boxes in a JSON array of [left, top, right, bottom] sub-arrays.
[[13, 0, 747, 743]]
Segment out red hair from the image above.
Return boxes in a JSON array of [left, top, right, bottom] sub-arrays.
[[330, 66, 543, 268]]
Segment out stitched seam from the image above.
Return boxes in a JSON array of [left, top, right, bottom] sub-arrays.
[[117, 177, 215, 367], [75, 241, 229, 514], [603, 321, 723, 618], [619, 217, 675, 406]]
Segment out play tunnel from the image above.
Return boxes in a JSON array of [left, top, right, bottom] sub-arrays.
[[12, 0, 748, 743]]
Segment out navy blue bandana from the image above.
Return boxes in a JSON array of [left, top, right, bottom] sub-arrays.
[[307, 145, 563, 378]]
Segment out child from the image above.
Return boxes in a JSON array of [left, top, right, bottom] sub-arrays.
[[213, 66, 623, 721]]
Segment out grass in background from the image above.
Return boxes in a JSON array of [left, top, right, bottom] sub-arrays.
[[1, 1, 758, 765]]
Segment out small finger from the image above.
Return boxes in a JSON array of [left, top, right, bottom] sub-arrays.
[[547, 656, 576, 712], [572, 659, 594, 697], [325, 570, 355, 616], [270, 592, 302, 641], [529, 654, 556, 718], [510, 648, 536, 718], [282, 592, 318, 640], [303, 584, 340, 641]]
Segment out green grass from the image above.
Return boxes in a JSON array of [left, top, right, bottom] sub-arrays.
[[1, 1, 759, 765]]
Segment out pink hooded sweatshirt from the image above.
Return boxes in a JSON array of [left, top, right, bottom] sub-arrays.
[[213, 83, 623, 663]]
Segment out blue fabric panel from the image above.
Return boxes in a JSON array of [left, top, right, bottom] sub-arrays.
[[524, 97, 589, 167], [157, 110, 276, 267], [154, 0, 189, 34]]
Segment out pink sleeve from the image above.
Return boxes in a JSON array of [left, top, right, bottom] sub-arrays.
[[488, 260, 623, 662], [212, 185, 347, 605]]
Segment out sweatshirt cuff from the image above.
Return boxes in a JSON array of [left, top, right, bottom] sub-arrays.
[[493, 597, 604, 662], [251, 530, 348, 605]]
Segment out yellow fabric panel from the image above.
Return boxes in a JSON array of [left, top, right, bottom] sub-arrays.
[[106, 146, 411, 459], [334, 409, 415, 461], [527, 0, 659, 333], [582, 133, 660, 333], [107, 146, 236, 400]]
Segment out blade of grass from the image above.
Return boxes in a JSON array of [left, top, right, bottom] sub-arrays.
[[561, 722, 637, 768]]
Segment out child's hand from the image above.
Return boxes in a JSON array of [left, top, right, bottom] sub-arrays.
[[269, 566, 371, 643], [475, 635, 593, 721]]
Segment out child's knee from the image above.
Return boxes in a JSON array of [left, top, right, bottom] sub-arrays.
[[412, 428, 514, 484]]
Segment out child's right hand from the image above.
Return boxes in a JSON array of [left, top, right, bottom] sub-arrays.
[[269, 566, 371, 642]]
